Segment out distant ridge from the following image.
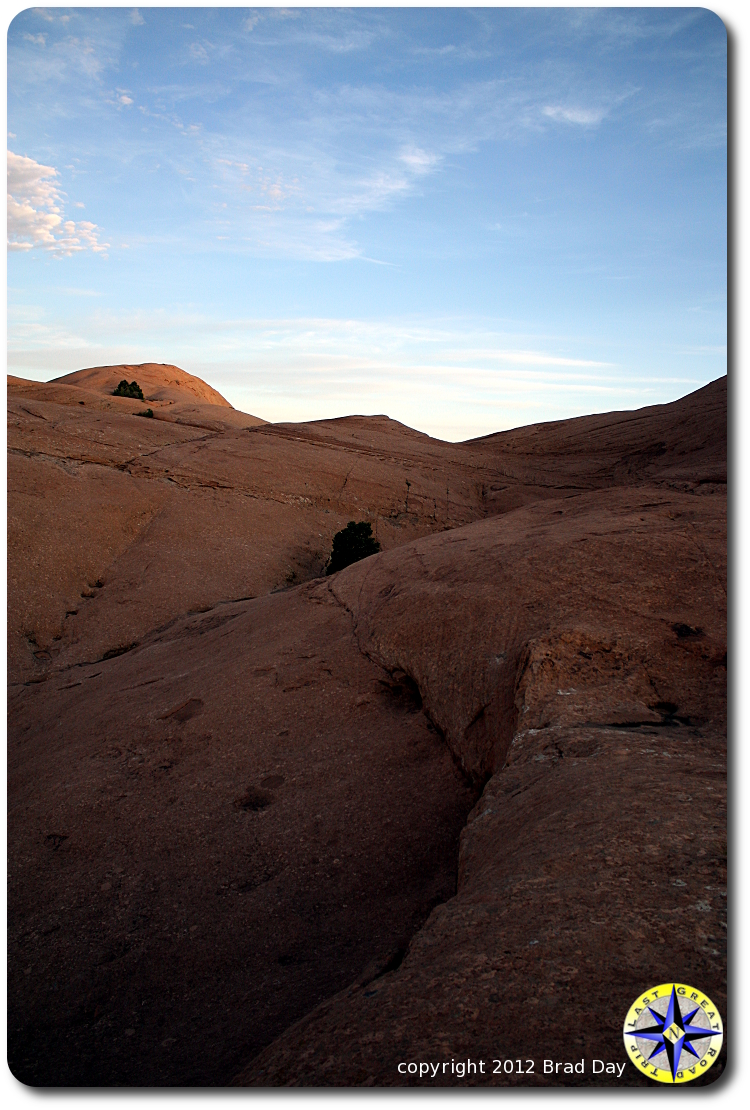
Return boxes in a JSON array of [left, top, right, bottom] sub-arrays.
[[53, 362, 233, 408]]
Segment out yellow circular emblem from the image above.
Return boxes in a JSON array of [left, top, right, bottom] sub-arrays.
[[623, 982, 723, 1083]]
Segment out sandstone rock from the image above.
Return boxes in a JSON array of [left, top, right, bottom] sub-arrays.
[[7, 369, 726, 1086]]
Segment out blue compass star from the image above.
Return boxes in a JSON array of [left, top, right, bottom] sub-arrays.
[[625, 985, 712, 1080]]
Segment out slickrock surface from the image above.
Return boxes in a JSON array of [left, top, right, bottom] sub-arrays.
[[7, 583, 474, 1085], [7, 369, 726, 1086], [8, 366, 505, 684], [54, 361, 234, 409], [238, 488, 726, 1086]]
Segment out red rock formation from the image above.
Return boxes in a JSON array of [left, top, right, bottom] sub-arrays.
[[7, 370, 726, 1086], [54, 362, 234, 407]]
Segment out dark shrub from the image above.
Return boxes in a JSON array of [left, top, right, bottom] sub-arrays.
[[137, 408, 154, 418], [113, 379, 144, 400], [326, 521, 381, 575]]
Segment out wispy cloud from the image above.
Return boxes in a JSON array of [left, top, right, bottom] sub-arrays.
[[399, 146, 440, 175], [7, 150, 109, 256], [209, 135, 437, 259], [6, 306, 722, 439], [6, 4, 725, 431], [7, 7, 724, 267], [10, 10, 128, 90], [543, 105, 607, 126], [189, 42, 209, 65], [241, 7, 374, 53], [561, 6, 707, 49]]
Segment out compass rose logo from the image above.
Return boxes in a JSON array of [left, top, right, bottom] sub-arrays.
[[623, 982, 723, 1084]]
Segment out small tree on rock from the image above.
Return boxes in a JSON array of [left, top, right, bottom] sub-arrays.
[[113, 379, 144, 400], [325, 521, 381, 575]]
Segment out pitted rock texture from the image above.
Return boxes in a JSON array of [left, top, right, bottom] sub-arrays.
[[7, 368, 725, 1086]]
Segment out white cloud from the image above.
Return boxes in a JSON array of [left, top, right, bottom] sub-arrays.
[[204, 127, 442, 260], [399, 146, 439, 175], [342, 170, 410, 212], [413, 44, 457, 58], [97, 85, 137, 111], [130, 9, 144, 26], [189, 42, 209, 65], [7, 151, 61, 251], [23, 33, 46, 46], [7, 150, 109, 256], [543, 105, 607, 126]]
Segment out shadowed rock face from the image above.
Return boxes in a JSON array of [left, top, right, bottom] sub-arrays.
[[8, 584, 475, 1086], [237, 489, 726, 1087], [7, 370, 726, 1087]]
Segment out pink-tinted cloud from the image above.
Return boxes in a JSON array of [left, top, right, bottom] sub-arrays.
[[7, 150, 109, 256]]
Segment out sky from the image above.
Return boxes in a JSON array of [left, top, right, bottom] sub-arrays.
[[6, 5, 727, 440]]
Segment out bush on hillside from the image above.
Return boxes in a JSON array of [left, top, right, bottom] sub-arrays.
[[113, 379, 144, 400], [325, 521, 381, 575]]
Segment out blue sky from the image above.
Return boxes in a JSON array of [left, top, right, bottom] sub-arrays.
[[7, 5, 727, 439]]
